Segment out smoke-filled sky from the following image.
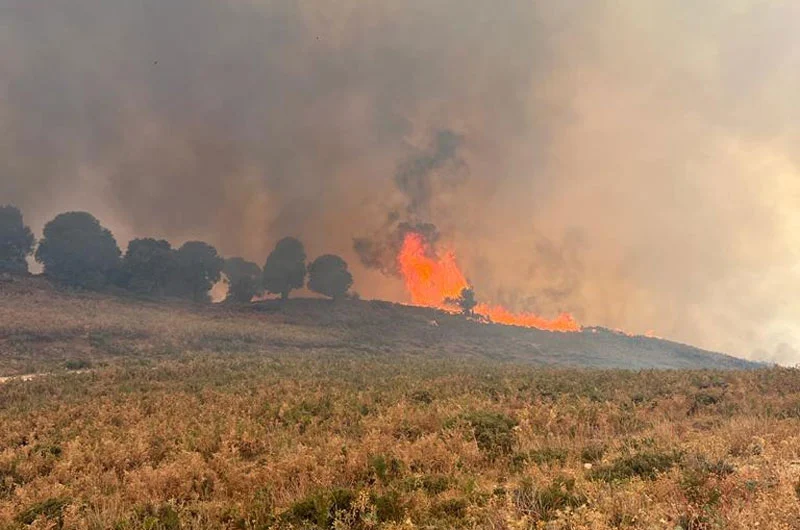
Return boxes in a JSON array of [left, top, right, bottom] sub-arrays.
[[2, 0, 800, 363]]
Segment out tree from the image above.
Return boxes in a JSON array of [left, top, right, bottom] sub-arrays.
[[0, 205, 35, 275], [120, 238, 175, 295], [447, 287, 478, 316], [35, 211, 121, 289], [308, 254, 353, 300], [168, 241, 224, 302], [262, 237, 306, 300], [223, 257, 262, 303]]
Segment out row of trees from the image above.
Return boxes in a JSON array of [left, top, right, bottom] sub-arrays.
[[0, 205, 354, 302]]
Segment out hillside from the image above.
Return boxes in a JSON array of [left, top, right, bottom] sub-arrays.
[[4, 276, 800, 530], [0, 275, 755, 374]]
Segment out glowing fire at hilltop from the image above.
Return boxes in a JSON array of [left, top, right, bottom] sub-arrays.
[[397, 232, 581, 332]]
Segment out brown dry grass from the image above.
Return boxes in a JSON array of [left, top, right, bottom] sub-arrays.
[[1, 278, 799, 529]]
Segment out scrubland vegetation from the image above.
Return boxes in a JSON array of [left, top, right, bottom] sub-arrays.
[[0, 278, 798, 529]]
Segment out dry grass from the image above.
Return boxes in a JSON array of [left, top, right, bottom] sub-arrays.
[[1, 278, 799, 529]]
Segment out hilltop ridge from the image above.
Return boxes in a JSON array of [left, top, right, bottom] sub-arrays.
[[0, 275, 757, 373]]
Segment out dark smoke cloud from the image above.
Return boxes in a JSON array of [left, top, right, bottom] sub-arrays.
[[354, 129, 463, 274], [2, 0, 800, 363], [394, 129, 464, 219]]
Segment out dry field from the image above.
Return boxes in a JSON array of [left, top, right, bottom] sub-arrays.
[[1, 278, 799, 529]]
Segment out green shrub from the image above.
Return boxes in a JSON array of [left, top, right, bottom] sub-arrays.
[[431, 497, 469, 520], [370, 454, 404, 483], [529, 447, 568, 466], [16, 497, 70, 526], [464, 412, 518, 457], [580, 444, 606, 463], [588, 451, 680, 482], [514, 476, 586, 521], [372, 490, 404, 523], [421, 474, 450, 495], [410, 389, 434, 404], [285, 488, 356, 528], [132, 504, 181, 530], [65, 359, 92, 370]]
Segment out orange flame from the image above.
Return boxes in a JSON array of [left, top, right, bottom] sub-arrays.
[[397, 232, 581, 332]]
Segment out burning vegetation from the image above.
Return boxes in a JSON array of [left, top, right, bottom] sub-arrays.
[[397, 231, 580, 332], [2, 200, 582, 333]]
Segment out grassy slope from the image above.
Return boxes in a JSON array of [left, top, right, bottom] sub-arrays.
[[3, 277, 799, 529], [0, 276, 756, 375]]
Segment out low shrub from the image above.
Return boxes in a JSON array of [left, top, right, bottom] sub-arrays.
[[514, 476, 586, 521], [16, 497, 70, 526], [588, 451, 681, 482], [463, 411, 518, 457]]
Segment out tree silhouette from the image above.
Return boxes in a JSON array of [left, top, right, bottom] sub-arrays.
[[446, 287, 478, 316], [308, 254, 353, 300], [0, 205, 35, 275], [35, 212, 120, 289], [120, 238, 175, 295], [169, 241, 224, 302], [262, 237, 306, 300], [224, 257, 262, 303]]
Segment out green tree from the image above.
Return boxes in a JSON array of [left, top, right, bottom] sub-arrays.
[[262, 237, 306, 300], [35, 212, 120, 289], [0, 205, 35, 274], [169, 241, 224, 302], [223, 257, 262, 303], [120, 238, 175, 295], [308, 254, 353, 300]]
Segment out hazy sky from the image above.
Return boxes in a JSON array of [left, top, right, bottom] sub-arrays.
[[2, 0, 800, 363]]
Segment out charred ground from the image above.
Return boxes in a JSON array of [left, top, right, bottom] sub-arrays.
[[0, 276, 754, 375]]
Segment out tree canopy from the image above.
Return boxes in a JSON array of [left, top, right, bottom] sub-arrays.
[[262, 237, 306, 300], [0, 205, 35, 274], [169, 241, 224, 302], [308, 254, 353, 300], [35, 212, 121, 289], [224, 257, 262, 303], [120, 238, 175, 295]]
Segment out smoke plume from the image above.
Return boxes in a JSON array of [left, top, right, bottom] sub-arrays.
[[2, 0, 800, 362]]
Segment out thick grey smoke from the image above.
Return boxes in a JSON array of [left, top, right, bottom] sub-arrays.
[[2, 0, 800, 362], [353, 129, 463, 274]]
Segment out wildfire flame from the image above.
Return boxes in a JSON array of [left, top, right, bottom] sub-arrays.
[[397, 232, 581, 332]]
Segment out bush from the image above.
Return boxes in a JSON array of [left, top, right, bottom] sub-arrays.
[[370, 454, 404, 483], [514, 476, 586, 521], [528, 447, 569, 466], [588, 451, 681, 482], [580, 444, 606, 463], [372, 490, 404, 523], [285, 489, 356, 528], [16, 497, 70, 525], [421, 474, 450, 495], [65, 359, 92, 370], [464, 411, 518, 457], [410, 389, 434, 404], [134, 504, 181, 530], [431, 497, 469, 520]]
